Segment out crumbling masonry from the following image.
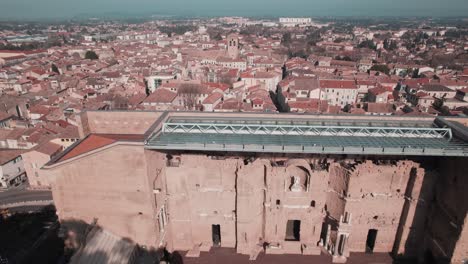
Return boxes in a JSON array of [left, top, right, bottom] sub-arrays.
[[44, 111, 468, 263]]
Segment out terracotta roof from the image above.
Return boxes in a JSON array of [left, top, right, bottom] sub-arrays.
[[320, 79, 357, 89], [0, 129, 12, 139], [203, 82, 230, 91], [143, 89, 177, 104], [421, 84, 453, 92], [215, 98, 244, 111], [0, 149, 25, 165], [102, 71, 120, 78], [35, 142, 63, 156], [327, 105, 341, 114], [5, 128, 27, 140], [0, 112, 12, 122], [56, 134, 143, 163], [241, 71, 278, 79], [403, 78, 431, 87], [59, 125, 80, 139], [292, 78, 320, 91], [252, 98, 264, 105], [128, 93, 147, 105], [202, 92, 223, 105], [28, 105, 53, 115], [368, 86, 392, 96], [331, 60, 356, 67], [367, 103, 395, 114]]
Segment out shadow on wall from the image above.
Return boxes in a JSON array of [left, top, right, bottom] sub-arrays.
[[395, 160, 438, 264], [393, 157, 467, 264], [422, 157, 468, 264]]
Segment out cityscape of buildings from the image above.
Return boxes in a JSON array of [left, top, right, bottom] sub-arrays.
[[0, 15, 467, 264]]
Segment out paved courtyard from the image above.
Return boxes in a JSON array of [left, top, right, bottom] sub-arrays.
[[177, 247, 394, 264]]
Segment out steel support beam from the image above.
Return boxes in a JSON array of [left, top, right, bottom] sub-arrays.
[[162, 122, 452, 139]]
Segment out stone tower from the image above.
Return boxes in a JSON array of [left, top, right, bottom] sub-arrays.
[[227, 34, 239, 59]]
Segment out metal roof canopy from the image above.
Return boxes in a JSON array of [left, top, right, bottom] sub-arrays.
[[162, 122, 452, 139], [166, 116, 436, 128], [145, 116, 468, 157]]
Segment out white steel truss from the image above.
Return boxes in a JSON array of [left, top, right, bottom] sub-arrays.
[[162, 122, 452, 139]]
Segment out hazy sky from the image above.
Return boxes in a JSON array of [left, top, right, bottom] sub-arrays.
[[1, 0, 468, 20]]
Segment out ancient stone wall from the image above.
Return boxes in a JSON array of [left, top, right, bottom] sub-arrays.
[[159, 154, 437, 260], [45, 144, 465, 263], [344, 160, 429, 255], [80, 111, 162, 135], [144, 149, 168, 248], [263, 158, 328, 255], [47, 144, 157, 247], [425, 157, 468, 263], [236, 158, 268, 254], [326, 162, 349, 223], [164, 154, 239, 251]]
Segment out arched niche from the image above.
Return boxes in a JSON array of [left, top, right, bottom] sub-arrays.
[[285, 165, 311, 192]]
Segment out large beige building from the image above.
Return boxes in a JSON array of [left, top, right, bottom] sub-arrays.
[[44, 111, 468, 263]]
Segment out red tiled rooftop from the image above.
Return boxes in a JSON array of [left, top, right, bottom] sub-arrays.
[[367, 103, 395, 114], [35, 142, 63, 156], [203, 82, 230, 91], [56, 134, 143, 163], [0, 112, 12, 121], [203, 92, 223, 105], [319, 80, 357, 89], [368, 86, 392, 95], [143, 89, 177, 104], [0, 149, 26, 165]]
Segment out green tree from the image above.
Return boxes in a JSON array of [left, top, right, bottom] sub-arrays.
[[51, 64, 60, 74], [335, 55, 353, 61], [270, 87, 290, 112], [358, 40, 376, 50], [213, 33, 223, 41], [281, 32, 292, 46], [85, 50, 99, 60], [432, 98, 450, 116], [383, 39, 397, 50], [369, 64, 390, 75]]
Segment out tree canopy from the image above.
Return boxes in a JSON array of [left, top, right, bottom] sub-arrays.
[[358, 40, 377, 50], [85, 50, 99, 60], [51, 64, 60, 74], [281, 32, 292, 46], [369, 64, 390, 75]]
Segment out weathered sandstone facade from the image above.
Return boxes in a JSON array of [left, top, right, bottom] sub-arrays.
[[43, 111, 468, 263]]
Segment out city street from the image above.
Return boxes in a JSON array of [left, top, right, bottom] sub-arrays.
[[0, 189, 52, 206]]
